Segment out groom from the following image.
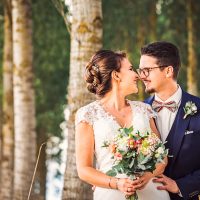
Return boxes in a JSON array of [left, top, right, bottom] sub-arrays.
[[138, 41, 200, 200]]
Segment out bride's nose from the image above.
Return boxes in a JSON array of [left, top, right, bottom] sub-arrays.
[[134, 73, 139, 80]]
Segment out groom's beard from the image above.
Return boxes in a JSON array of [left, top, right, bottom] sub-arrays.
[[145, 87, 156, 94]]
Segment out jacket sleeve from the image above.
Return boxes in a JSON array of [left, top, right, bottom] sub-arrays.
[[176, 167, 200, 199]]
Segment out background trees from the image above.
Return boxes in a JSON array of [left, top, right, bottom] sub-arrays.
[[0, 0, 200, 199], [59, 0, 103, 199], [12, 0, 36, 199], [1, 0, 14, 199]]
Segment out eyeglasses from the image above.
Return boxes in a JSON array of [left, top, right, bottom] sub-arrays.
[[136, 66, 168, 77]]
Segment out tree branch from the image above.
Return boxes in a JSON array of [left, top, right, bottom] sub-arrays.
[[51, 0, 71, 34]]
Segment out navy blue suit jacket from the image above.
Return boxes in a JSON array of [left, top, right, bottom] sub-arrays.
[[145, 90, 200, 200]]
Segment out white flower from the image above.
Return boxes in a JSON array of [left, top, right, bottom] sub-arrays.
[[192, 104, 197, 111], [155, 153, 160, 158], [117, 136, 129, 152], [156, 147, 164, 154], [183, 101, 197, 119], [185, 102, 191, 107]]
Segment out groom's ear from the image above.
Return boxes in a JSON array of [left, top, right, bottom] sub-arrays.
[[166, 66, 174, 78], [112, 71, 121, 82]]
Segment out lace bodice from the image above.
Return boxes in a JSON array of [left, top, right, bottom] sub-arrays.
[[75, 101, 170, 200], [75, 100, 157, 173], [75, 100, 156, 127]]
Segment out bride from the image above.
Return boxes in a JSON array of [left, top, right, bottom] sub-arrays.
[[75, 50, 170, 200]]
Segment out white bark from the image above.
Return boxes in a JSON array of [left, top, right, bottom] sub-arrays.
[[62, 0, 102, 199], [0, 0, 14, 199], [187, 0, 198, 96], [12, 0, 36, 199]]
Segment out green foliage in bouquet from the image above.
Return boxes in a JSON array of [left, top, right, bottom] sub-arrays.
[[102, 126, 168, 200]]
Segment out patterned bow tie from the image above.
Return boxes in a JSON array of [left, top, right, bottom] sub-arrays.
[[152, 100, 178, 112]]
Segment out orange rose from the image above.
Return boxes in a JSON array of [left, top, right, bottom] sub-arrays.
[[109, 143, 117, 153]]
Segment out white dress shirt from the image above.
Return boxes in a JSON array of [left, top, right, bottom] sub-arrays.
[[155, 85, 182, 142]]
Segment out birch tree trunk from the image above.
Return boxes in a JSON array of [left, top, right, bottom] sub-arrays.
[[136, 0, 157, 101], [0, 0, 14, 199], [149, 0, 157, 42], [137, 29, 145, 100], [62, 0, 102, 199], [12, 0, 36, 199], [136, 16, 146, 101], [186, 0, 198, 95]]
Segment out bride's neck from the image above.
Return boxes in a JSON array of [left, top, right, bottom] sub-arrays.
[[99, 92, 127, 111]]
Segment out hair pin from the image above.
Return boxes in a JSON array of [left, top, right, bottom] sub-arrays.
[[92, 79, 98, 87], [93, 64, 99, 72]]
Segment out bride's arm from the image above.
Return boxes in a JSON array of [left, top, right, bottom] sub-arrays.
[[76, 122, 112, 187], [75, 121, 141, 195]]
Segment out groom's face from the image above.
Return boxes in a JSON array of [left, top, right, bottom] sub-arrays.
[[139, 55, 166, 94]]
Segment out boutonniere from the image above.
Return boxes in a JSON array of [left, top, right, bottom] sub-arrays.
[[183, 101, 197, 119]]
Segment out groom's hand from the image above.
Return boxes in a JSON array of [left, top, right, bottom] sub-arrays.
[[153, 174, 180, 194]]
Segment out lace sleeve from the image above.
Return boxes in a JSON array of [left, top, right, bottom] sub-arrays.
[[145, 103, 157, 119], [75, 106, 93, 126]]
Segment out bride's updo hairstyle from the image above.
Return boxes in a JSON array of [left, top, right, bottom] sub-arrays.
[[85, 50, 126, 98]]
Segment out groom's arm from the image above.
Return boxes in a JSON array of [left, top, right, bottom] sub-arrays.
[[153, 170, 200, 199], [176, 96, 200, 199], [176, 169, 200, 199]]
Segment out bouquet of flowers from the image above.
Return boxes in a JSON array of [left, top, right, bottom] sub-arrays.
[[102, 126, 168, 200]]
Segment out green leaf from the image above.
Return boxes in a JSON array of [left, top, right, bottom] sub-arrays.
[[101, 141, 110, 147], [126, 152, 133, 158], [106, 170, 117, 177], [129, 158, 135, 168], [128, 126, 133, 133], [137, 164, 146, 170], [124, 128, 130, 136], [140, 154, 151, 165]]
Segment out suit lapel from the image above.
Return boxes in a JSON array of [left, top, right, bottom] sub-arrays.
[[144, 95, 154, 105], [146, 91, 192, 168], [145, 91, 192, 164], [168, 91, 191, 165]]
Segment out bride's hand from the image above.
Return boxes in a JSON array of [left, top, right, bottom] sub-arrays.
[[136, 172, 154, 190], [117, 178, 143, 196]]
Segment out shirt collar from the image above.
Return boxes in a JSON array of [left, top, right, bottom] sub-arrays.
[[155, 85, 182, 106]]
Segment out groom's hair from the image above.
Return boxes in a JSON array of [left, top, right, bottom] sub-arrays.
[[141, 41, 181, 80]]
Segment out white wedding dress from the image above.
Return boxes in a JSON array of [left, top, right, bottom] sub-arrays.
[[76, 100, 170, 200]]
